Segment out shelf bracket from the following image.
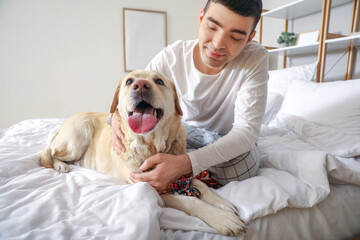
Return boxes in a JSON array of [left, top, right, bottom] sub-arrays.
[[316, 0, 332, 83], [345, 0, 360, 80]]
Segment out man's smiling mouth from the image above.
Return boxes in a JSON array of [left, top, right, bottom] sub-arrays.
[[206, 47, 227, 59]]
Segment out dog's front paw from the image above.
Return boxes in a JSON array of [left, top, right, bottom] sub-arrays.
[[215, 198, 239, 215], [53, 160, 70, 173], [208, 208, 247, 236], [191, 179, 239, 215]]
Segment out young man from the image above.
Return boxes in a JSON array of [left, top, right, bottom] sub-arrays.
[[111, 0, 268, 192]]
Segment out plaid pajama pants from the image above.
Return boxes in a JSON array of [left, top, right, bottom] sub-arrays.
[[184, 122, 260, 185]]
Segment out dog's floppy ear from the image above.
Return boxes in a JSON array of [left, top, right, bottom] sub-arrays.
[[110, 81, 121, 113], [172, 84, 183, 116]]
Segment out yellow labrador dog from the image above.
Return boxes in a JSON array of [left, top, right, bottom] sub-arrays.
[[40, 70, 247, 236]]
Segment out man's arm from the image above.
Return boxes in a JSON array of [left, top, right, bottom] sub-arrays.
[[189, 51, 269, 176]]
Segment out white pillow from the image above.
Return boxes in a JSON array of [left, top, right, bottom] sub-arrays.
[[263, 92, 283, 125], [279, 79, 360, 134], [268, 62, 317, 97], [265, 62, 317, 124], [278, 113, 360, 157]]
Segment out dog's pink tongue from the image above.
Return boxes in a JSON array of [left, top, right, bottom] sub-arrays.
[[128, 108, 157, 134]]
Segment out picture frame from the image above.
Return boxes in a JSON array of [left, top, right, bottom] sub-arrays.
[[123, 8, 167, 72], [296, 30, 320, 46], [296, 30, 344, 46]]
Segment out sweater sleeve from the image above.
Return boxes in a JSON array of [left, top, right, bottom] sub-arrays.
[[188, 51, 269, 176]]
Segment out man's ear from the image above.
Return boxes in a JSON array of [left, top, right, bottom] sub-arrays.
[[199, 8, 205, 23], [110, 81, 121, 113], [247, 30, 256, 43]]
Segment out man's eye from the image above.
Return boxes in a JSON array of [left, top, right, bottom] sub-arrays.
[[207, 23, 216, 30], [232, 37, 242, 42], [126, 78, 134, 85], [154, 78, 164, 85]]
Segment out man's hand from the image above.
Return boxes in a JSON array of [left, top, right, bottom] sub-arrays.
[[129, 153, 193, 192], [111, 113, 126, 154]]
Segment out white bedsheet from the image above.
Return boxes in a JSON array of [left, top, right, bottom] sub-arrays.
[[1, 118, 360, 239]]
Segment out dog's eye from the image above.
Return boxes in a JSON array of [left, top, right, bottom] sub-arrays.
[[154, 78, 164, 86], [126, 78, 134, 86]]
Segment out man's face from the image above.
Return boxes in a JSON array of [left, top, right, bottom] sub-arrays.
[[197, 2, 256, 73]]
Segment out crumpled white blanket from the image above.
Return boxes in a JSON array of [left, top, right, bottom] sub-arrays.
[[1, 118, 360, 240]]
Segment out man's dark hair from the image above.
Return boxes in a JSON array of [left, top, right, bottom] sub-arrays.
[[203, 0, 263, 33]]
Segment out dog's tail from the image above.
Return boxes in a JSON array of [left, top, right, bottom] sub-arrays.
[[40, 147, 53, 168]]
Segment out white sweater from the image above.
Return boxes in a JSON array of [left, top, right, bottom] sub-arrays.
[[146, 39, 269, 176]]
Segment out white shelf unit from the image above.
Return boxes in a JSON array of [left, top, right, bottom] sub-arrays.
[[268, 43, 319, 55], [325, 34, 360, 46], [262, 0, 352, 20], [268, 34, 360, 55], [260, 0, 360, 82]]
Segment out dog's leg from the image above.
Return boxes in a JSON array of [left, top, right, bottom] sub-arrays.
[[192, 179, 239, 215], [40, 146, 71, 173], [40, 114, 94, 173], [40, 146, 53, 168], [49, 137, 91, 173], [41, 145, 80, 173], [53, 158, 70, 173], [162, 194, 247, 236]]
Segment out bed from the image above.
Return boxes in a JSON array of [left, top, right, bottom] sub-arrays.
[[1, 63, 360, 240]]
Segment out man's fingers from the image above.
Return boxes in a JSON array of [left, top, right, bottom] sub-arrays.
[[111, 127, 125, 154], [110, 113, 126, 154], [140, 160, 153, 172], [140, 154, 162, 171], [130, 172, 168, 192], [112, 127, 124, 141], [130, 154, 186, 192], [113, 143, 124, 155], [130, 172, 151, 183], [111, 133, 125, 154], [117, 128, 125, 139]]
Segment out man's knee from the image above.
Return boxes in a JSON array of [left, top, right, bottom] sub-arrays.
[[208, 147, 260, 185]]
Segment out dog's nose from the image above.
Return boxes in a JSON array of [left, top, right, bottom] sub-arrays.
[[132, 80, 151, 91]]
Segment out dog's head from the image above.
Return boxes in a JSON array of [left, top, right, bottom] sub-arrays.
[[110, 70, 183, 134]]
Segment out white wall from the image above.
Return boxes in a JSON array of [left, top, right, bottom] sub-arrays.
[[0, 0, 207, 129]]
